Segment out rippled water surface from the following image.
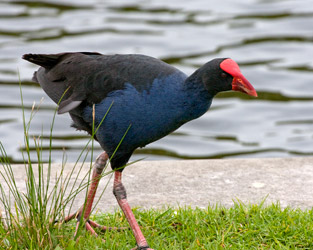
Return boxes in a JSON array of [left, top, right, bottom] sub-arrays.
[[1, 0, 313, 163]]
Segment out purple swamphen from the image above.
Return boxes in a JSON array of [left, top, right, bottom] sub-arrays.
[[23, 52, 257, 250]]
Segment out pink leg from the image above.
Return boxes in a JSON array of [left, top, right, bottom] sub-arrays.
[[64, 152, 109, 236], [113, 171, 154, 250]]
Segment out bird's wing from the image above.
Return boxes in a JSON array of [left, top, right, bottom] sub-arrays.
[[23, 52, 179, 114]]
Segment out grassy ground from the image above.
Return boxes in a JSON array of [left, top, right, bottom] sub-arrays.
[[1, 202, 313, 250]]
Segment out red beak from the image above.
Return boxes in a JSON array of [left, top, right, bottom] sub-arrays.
[[220, 58, 257, 97], [232, 74, 258, 97]]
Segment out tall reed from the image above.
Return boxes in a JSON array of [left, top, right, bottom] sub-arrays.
[[0, 82, 130, 249]]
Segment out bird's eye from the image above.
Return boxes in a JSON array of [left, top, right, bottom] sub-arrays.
[[221, 72, 227, 78]]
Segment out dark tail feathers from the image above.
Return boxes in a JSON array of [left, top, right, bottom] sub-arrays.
[[22, 53, 61, 69]]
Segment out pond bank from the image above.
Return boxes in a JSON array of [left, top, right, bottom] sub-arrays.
[[4, 157, 313, 212]]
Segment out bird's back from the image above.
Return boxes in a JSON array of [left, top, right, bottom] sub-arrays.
[[23, 52, 179, 113]]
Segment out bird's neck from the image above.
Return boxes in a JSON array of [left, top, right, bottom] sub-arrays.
[[185, 65, 220, 96], [178, 74, 213, 122]]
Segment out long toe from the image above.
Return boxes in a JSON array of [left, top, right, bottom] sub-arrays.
[[63, 211, 79, 223], [88, 219, 129, 232], [85, 221, 98, 236]]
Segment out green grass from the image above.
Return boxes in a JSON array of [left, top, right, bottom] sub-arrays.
[[56, 203, 313, 249], [1, 202, 313, 249], [0, 81, 312, 249]]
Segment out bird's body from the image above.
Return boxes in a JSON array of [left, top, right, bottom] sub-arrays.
[[23, 52, 257, 249], [27, 52, 220, 168]]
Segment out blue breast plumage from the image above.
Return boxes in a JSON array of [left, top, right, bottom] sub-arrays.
[[83, 72, 212, 157]]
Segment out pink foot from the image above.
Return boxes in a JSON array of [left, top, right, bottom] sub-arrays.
[[63, 211, 129, 236]]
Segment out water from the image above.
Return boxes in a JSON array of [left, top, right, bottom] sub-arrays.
[[0, 0, 312, 164]]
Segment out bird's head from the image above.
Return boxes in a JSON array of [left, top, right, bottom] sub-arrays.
[[199, 58, 257, 97]]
